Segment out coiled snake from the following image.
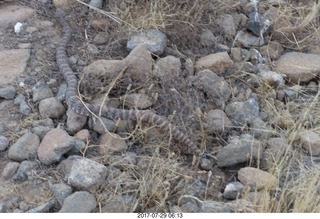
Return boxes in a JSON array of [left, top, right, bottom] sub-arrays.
[[55, 9, 203, 157]]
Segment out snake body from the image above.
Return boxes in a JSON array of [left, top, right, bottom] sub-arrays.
[[55, 9, 203, 157]]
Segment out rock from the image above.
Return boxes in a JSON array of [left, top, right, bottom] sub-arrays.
[[19, 98, 32, 115], [58, 156, 108, 192], [0, 135, 9, 151], [261, 137, 288, 170], [89, 0, 103, 8], [1, 162, 20, 180], [199, 29, 216, 47], [223, 181, 245, 200], [31, 126, 52, 140], [225, 98, 260, 126], [37, 128, 77, 165], [200, 158, 213, 170], [66, 108, 88, 134], [93, 32, 108, 44], [238, 167, 277, 190], [12, 160, 38, 182], [275, 52, 320, 83], [0, 86, 16, 99], [200, 201, 233, 213], [0, 5, 34, 29], [184, 58, 194, 75], [8, 133, 40, 161], [233, 13, 248, 28], [104, 152, 137, 170], [39, 97, 66, 119], [98, 132, 128, 154], [259, 41, 284, 60], [191, 69, 231, 109], [0, 49, 31, 85], [83, 60, 127, 81], [50, 183, 73, 207], [19, 201, 29, 211], [0, 203, 7, 213], [216, 134, 262, 167], [26, 199, 56, 213], [153, 55, 182, 79], [235, 30, 265, 48], [124, 44, 153, 83], [89, 116, 116, 134], [258, 71, 284, 88], [195, 52, 233, 74], [247, 11, 271, 37], [101, 195, 133, 213], [299, 130, 320, 156], [127, 29, 166, 55], [53, 0, 77, 8], [217, 14, 236, 36], [231, 47, 242, 62], [87, 44, 99, 55], [32, 82, 53, 102], [249, 118, 273, 139], [74, 129, 90, 142], [120, 93, 153, 109], [179, 196, 232, 213], [204, 109, 232, 133], [59, 191, 97, 213]]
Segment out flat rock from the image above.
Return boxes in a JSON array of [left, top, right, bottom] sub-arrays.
[[261, 137, 288, 169], [191, 69, 231, 109], [26, 199, 56, 213], [89, 116, 116, 134], [12, 160, 38, 182], [101, 195, 133, 213], [37, 128, 75, 165], [58, 156, 108, 192], [217, 14, 236, 36], [223, 181, 245, 200], [127, 29, 166, 55], [235, 30, 265, 48], [0, 86, 16, 99], [98, 132, 128, 154], [258, 71, 284, 88], [195, 52, 233, 74], [124, 44, 153, 83], [8, 133, 40, 161], [59, 191, 97, 213], [74, 129, 90, 142], [39, 97, 66, 119], [120, 93, 153, 109], [299, 130, 320, 156], [199, 29, 216, 47], [153, 55, 182, 78], [275, 52, 320, 83], [238, 167, 277, 190], [225, 98, 260, 126], [204, 109, 232, 133], [50, 183, 73, 207], [0, 49, 31, 85], [259, 41, 284, 60], [83, 60, 127, 80], [0, 135, 9, 151], [32, 82, 53, 102], [66, 108, 88, 134], [0, 5, 34, 29], [1, 162, 20, 180], [216, 134, 262, 167]]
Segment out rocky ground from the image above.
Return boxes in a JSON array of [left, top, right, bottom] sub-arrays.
[[1, 0, 320, 213]]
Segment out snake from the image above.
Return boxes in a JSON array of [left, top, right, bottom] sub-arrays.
[[54, 9, 203, 157]]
